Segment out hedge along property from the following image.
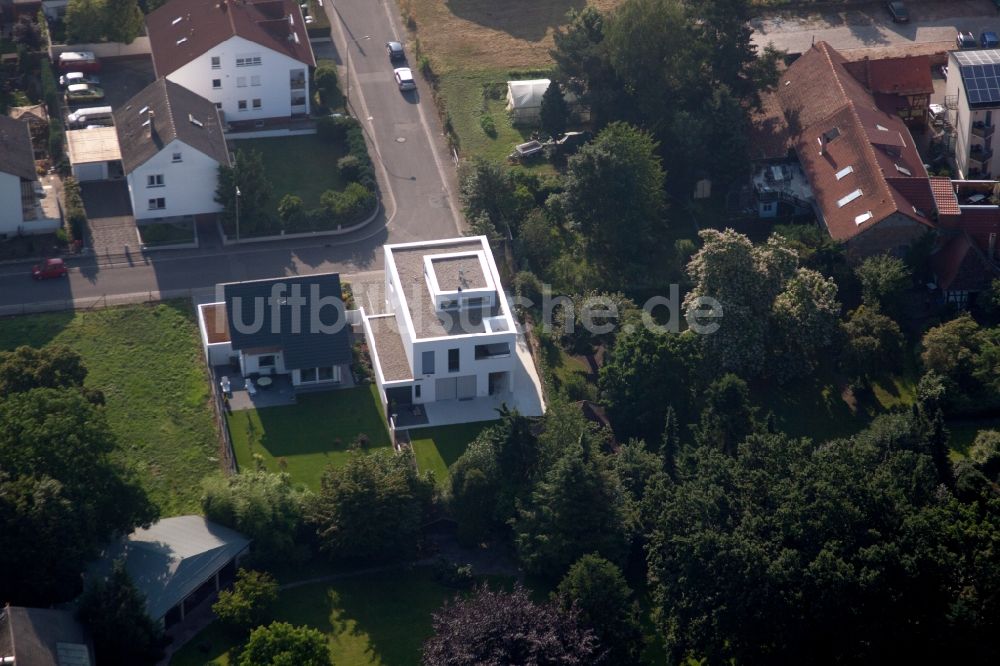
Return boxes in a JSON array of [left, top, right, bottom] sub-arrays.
[[217, 116, 378, 239]]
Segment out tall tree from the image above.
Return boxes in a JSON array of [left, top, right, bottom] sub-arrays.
[[459, 158, 520, 240], [770, 267, 841, 380], [216, 149, 273, 235], [540, 79, 570, 138], [103, 0, 143, 43], [556, 554, 644, 665], [65, 0, 106, 43], [921, 313, 1000, 415], [561, 122, 666, 285], [307, 450, 433, 562], [0, 345, 87, 394], [239, 622, 331, 666], [423, 584, 599, 665], [77, 562, 166, 666], [695, 373, 756, 455], [0, 388, 156, 605], [855, 253, 911, 313], [211, 569, 279, 631], [840, 305, 903, 386], [514, 437, 631, 579]]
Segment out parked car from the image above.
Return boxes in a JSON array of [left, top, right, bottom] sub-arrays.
[[886, 1, 909, 23], [59, 71, 100, 88], [32, 258, 67, 280], [983, 31, 1000, 48], [394, 67, 416, 91], [67, 106, 113, 127], [386, 41, 405, 61], [65, 83, 105, 102], [957, 31, 977, 49], [57, 51, 100, 73]]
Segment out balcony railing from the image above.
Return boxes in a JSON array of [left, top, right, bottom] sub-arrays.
[[972, 122, 996, 138], [969, 146, 994, 165]]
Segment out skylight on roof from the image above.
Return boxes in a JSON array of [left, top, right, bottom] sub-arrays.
[[138, 105, 149, 115], [188, 113, 203, 127], [141, 119, 151, 127], [876, 124, 889, 131], [835, 166, 854, 180], [176, 37, 188, 45], [837, 189, 863, 207], [822, 127, 841, 143], [895, 164, 912, 176], [172, 16, 183, 25], [855, 211, 873, 225]]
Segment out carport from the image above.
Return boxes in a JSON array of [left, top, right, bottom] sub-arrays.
[[67, 127, 123, 181]]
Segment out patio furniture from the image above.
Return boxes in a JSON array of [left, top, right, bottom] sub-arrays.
[[246, 378, 257, 396], [256, 376, 273, 388], [220, 376, 232, 397]]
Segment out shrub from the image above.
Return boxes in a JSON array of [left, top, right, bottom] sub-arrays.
[[62, 177, 86, 242], [320, 182, 375, 226], [418, 55, 433, 79], [316, 114, 356, 143], [277, 194, 306, 231], [479, 113, 497, 138], [337, 154, 362, 181], [212, 569, 278, 631], [432, 557, 474, 589], [313, 60, 340, 110]]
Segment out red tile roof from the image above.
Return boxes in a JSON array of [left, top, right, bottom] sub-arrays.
[[778, 42, 931, 241], [929, 177, 961, 216], [147, 0, 314, 78], [932, 232, 999, 292], [842, 55, 933, 97], [939, 205, 1000, 251]]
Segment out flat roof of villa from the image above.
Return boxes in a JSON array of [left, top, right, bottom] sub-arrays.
[[366, 314, 412, 382], [429, 254, 488, 291], [387, 238, 504, 339], [201, 302, 230, 343]]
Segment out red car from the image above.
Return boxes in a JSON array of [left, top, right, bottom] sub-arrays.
[[32, 258, 68, 280]]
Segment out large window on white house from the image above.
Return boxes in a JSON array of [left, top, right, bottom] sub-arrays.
[[147, 174, 164, 188], [258, 355, 276, 368], [210, 56, 220, 69], [421, 351, 435, 375], [148, 197, 165, 210], [236, 55, 262, 67], [237, 76, 247, 88], [238, 100, 247, 111], [212, 79, 221, 89], [252, 98, 262, 109]]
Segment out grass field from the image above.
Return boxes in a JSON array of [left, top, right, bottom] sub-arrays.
[[229, 136, 346, 215], [170, 567, 475, 666], [227, 385, 391, 490], [410, 421, 496, 484], [0, 302, 220, 515]]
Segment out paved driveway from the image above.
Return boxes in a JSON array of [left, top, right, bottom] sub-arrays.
[[80, 181, 139, 258], [752, 0, 1000, 54]]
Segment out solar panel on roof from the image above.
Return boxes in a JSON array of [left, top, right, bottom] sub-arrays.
[[970, 90, 981, 103]]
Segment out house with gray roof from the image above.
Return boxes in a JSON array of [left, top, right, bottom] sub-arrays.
[[90, 515, 250, 628], [114, 79, 231, 221], [0, 115, 59, 238], [0, 606, 94, 666], [197, 272, 353, 391]]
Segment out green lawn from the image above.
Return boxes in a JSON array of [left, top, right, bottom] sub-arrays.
[[0, 302, 220, 515], [227, 385, 391, 490], [410, 421, 496, 484], [170, 567, 473, 666], [228, 135, 346, 215], [436, 69, 556, 175], [137, 220, 195, 246]]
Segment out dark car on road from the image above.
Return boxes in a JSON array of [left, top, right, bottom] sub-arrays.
[[886, 1, 909, 23], [386, 41, 405, 61], [983, 31, 1000, 48], [32, 258, 67, 280], [958, 31, 978, 49]]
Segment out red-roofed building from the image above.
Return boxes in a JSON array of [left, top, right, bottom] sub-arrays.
[[750, 42, 934, 258], [842, 55, 933, 130], [931, 231, 999, 307], [146, 0, 315, 123]]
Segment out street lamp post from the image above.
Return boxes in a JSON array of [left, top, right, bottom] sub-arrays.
[[235, 186, 241, 244], [345, 35, 370, 109]]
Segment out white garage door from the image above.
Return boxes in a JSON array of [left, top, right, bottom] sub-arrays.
[[73, 162, 107, 181], [436, 377, 457, 400]]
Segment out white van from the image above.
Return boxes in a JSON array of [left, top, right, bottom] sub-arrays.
[[57, 51, 100, 73], [59, 71, 100, 88], [67, 106, 113, 127]]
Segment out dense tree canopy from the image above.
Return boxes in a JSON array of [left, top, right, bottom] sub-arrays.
[[0, 344, 88, 395], [212, 569, 278, 631], [921, 313, 1000, 415], [648, 414, 1000, 665], [307, 450, 433, 561], [239, 622, 331, 666], [77, 562, 165, 666], [840, 305, 904, 386], [855, 253, 911, 313], [216, 149, 273, 235], [0, 388, 156, 605], [423, 584, 599, 665]]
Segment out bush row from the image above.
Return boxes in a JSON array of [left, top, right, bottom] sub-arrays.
[[62, 176, 86, 242], [39, 57, 64, 162], [278, 182, 375, 234]]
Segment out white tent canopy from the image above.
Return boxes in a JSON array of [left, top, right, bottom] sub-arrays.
[[506, 79, 551, 112]]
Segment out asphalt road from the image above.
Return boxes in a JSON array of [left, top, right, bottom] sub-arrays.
[[752, 1, 1000, 54], [0, 0, 460, 312]]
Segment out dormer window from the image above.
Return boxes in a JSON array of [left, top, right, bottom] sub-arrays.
[[822, 127, 841, 143]]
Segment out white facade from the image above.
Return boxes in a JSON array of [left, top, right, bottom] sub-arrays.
[[0, 172, 24, 237], [165, 36, 310, 122], [946, 51, 1000, 179], [128, 138, 224, 221]]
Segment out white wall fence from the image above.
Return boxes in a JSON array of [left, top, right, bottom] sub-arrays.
[[49, 37, 152, 60]]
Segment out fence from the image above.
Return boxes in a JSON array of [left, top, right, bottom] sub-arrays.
[[0, 286, 217, 317]]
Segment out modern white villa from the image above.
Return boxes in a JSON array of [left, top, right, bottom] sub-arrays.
[[146, 0, 315, 123], [362, 236, 545, 429]]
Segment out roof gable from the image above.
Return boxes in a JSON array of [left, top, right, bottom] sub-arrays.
[[223, 273, 351, 369], [147, 0, 315, 77], [933, 232, 999, 291], [0, 115, 36, 180], [114, 79, 230, 174]]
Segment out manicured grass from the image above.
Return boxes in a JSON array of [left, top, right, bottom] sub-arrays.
[[227, 385, 391, 490], [170, 567, 475, 666], [0, 302, 220, 515], [228, 135, 346, 215], [410, 421, 496, 484], [137, 220, 195, 246]]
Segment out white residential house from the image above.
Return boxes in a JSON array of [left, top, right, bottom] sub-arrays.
[[945, 49, 1000, 179], [363, 236, 545, 429], [115, 79, 231, 221], [0, 115, 60, 238], [146, 0, 315, 123]]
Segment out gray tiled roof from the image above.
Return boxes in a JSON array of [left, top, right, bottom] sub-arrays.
[[223, 273, 352, 370], [114, 79, 230, 174], [0, 607, 94, 666], [0, 115, 36, 180]]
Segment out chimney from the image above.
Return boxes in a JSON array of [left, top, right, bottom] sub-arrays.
[[146, 109, 155, 138], [990, 232, 997, 260]]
